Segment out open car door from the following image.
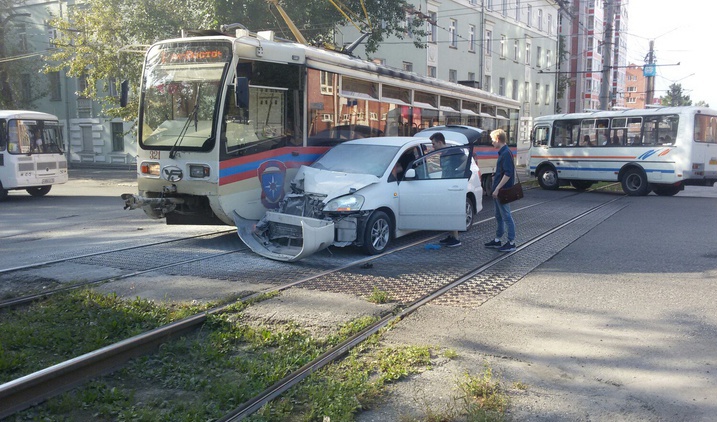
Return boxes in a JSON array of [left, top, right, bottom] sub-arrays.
[[397, 146, 471, 231]]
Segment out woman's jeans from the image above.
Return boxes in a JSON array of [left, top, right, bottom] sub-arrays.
[[493, 199, 516, 242]]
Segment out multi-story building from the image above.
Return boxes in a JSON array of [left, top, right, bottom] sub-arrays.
[[560, 0, 628, 113], [624, 63, 646, 109], [1, 0, 135, 168], [336, 0, 561, 141]]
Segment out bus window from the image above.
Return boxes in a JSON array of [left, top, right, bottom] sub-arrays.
[[643, 114, 678, 145], [532, 125, 550, 146], [626, 117, 642, 146], [553, 120, 580, 147], [694, 114, 717, 143]]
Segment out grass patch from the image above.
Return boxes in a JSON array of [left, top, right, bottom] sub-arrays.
[[458, 366, 510, 421], [0, 290, 206, 383], [17, 306, 432, 422], [366, 286, 392, 304]]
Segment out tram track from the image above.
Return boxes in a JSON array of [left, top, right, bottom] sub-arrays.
[[0, 193, 627, 420]]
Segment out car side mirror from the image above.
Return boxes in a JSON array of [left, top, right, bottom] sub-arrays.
[[404, 168, 416, 179]]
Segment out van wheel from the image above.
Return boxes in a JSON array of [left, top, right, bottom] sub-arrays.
[[621, 169, 650, 196], [362, 210, 392, 255], [27, 186, 52, 197], [537, 167, 559, 190], [652, 184, 681, 196]]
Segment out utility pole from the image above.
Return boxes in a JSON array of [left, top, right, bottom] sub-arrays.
[[645, 40, 656, 106], [599, 0, 614, 110]]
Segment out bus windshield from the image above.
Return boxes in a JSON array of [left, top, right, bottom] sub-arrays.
[[140, 41, 231, 150], [5, 119, 63, 154]]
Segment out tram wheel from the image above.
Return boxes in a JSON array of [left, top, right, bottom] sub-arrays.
[[362, 210, 392, 255], [537, 166, 560, 190], [26, 186, 52, 197], [621, 168, 650, 196]]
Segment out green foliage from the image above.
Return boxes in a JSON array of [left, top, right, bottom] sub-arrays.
[[458, 367, 509, 421], [43, 0, 422, 122], [367, 286, 392, 304], [660, 83, 692, 107]]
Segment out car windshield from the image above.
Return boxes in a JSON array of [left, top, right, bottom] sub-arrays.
[[312, 144, 400, 177]]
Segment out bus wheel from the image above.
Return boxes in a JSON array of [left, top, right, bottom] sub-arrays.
[[652, 184, 681, 196], [537, 167, 560, 190], [621, 169, 650, 196], [27, 186, 52, 197], [465, 198, 475, 231], [362, 210, 392, 255], [570, 180, 594, 191]]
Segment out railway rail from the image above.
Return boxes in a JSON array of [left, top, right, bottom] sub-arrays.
[[0, 189, 626, 419]]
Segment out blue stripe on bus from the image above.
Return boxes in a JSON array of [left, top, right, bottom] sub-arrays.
[[529, 165, 675, 174]]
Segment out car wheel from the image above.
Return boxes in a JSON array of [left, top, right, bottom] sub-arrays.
[[537, 166, 559, 190], [621, 168, 650, 196], [465, 197, 475, 230], [362, 210, 392, 255], [26, 186, 52, 197], [652, 184, 682, 196], [570, 180, 594, 191]]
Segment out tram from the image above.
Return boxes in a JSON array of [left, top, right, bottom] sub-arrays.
[[0, 110, 68, 200], [122, 27, 520, 225]]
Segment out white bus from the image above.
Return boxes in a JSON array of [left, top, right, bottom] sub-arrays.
[[0, 110, 68, 200], [529, 106, 717, 196]]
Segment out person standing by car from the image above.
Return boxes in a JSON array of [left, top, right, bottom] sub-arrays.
[[430, 132, 463, 248], [484, 128, 517, 252]]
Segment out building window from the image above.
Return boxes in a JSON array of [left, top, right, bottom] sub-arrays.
[[320, 71, 333, 94], [499, 77, 505, 96], [405, 12, 413, 38], [484, 75, 492, 92], [16, 24, 28, 52], [449, 19, 457, 48], [514, 40, 519, 61], [525, 82, 530, 103], [449, 69, 457, 83], [502, 0, 508, 16], [428, 12, 437, 43], [108, 77, 118, 97], [403, 61, 413, 72], [525, 40, 531, 65], [485, 29, 492, 56], [546, 49, 552, 68], [536, 46, 542, 68], [469, 25, 476, 52], [627, 86, 637, 92], [512, 79, 518, 100], [535, 83, 540, 104], [486, 0, 493, 9], [627, 97, 637, 104], [515, 0, 520, 21], [538, 9, 543, 31], [111, 122, 124, 152], [500, 35, 506, 58], [545, 84, 551, 105], [468, 72, 476, 81], [548, 14, 553, 35], [21, 73, 31, 102], [428, 66, 437, 78], [527, 5, 532, 27], [48, 72, 61, 101]]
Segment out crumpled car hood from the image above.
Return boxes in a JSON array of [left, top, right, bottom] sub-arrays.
[[295, 165, 380, 201]]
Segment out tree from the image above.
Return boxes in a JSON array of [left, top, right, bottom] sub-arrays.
[[695, 100, 710, 108], [661, 83, 692, 107], [0, 0, 45, 109], [44, 0, 423, 121]]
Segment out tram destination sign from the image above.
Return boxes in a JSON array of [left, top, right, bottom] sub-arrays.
[[158, 43, 231, 65]]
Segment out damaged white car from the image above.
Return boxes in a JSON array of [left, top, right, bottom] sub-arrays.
[[235, 136, 483, 262]]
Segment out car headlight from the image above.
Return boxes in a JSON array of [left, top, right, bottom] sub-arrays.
[[324, 195, 365, 212]]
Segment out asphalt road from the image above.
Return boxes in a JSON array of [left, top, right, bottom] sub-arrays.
[[2, 168, 717, 421]]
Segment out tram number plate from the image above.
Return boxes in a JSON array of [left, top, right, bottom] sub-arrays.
[[149, 150, 160, 159], [41, 178, 54, 184]]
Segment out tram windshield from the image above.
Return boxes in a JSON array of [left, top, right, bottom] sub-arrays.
[[140, 41, 231, 150], [4, 119, 63, 154]]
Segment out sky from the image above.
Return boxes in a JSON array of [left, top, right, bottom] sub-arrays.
[[626, 0, 714, 106]]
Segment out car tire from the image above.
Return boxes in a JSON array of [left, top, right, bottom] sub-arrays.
[[537, 166, 560, 190], [26, 186, 52, 197], [621, 168, 650, 196], [362, 210, 392, 255], [465, 197, 475, 231]]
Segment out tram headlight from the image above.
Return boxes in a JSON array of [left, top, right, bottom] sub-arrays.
[[189, 164, 210, 178], [324, 195, 364, 212], [141, 162, 160, 176]]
